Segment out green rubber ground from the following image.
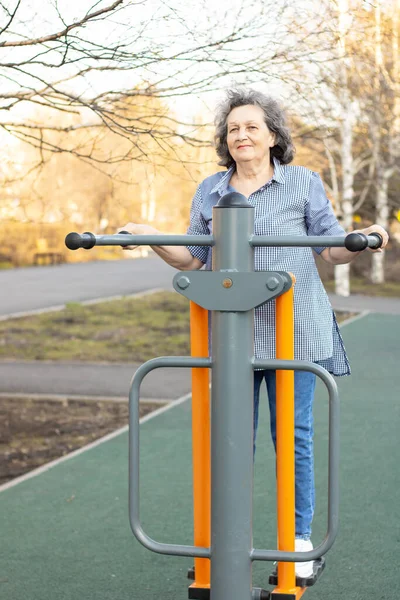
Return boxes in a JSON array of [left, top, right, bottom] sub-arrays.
[[1, 312, 399, 600]]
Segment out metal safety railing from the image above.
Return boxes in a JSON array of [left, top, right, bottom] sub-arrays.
[[66, 191, 382, 600]]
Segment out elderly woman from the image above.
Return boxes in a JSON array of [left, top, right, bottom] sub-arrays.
[[119, 88, 389, 578]]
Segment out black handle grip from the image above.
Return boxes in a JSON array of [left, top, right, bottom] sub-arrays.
[[368, 232, 383, 249], [118, 230, 138, 247], [65, 230, 135, 251], [65, 232, 96, 250], [344, 232, 383, 252]]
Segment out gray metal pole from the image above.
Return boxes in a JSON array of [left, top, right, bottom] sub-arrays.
[[210, 193, 254, 600]]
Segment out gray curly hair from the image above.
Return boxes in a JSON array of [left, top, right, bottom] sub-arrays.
[[214, 88, 295, 168]]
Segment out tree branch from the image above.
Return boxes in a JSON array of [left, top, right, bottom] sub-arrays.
[[0, 0, 125, 47]]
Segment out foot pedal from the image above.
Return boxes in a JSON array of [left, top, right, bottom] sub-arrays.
[[188, 570, 270, 599], [253, 588, 271, 599], [268, 557, 325, 588], [187, 568, 210, 600], [188, 586, 210, 600]]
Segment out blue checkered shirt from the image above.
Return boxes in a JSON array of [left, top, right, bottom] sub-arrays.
[[186, 157, 351, 376]]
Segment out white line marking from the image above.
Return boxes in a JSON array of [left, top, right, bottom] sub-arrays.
[[337, 309, 370, 328], [0, 392, 169, 404], [0, 392, 191, 493]]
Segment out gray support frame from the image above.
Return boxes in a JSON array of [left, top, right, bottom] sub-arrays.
[[210, 201, 255, 600], [67, 192, 362, 599], [125, 196, 342, 600], [251, 359, 339, 563], [127, 357, 339, 564], [129, 356, 211, 558]]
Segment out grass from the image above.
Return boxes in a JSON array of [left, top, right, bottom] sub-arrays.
[[0, 292, 191, 362], [323, 277, 400, 297], [0, 291, 354, 363], [0, 262, 13, 270]]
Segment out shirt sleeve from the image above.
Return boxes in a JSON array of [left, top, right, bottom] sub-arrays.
[[186, 184, 210, 265], [305, 172, 346, 255]]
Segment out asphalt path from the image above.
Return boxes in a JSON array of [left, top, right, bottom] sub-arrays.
[[1, 258, 400, 400], [0, 256, 176, 317], [0, 257, 187, 398], [0, 360, 191, 400], [2, 257, 400, 318]]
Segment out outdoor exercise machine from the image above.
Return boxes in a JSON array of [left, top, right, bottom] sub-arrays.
[[65, 193, 382, 600]]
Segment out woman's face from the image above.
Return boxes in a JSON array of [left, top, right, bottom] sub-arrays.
[[226, 104, 275, 166]]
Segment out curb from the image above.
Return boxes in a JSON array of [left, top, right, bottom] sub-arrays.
[[0, 287, 165, 321], [0, 392, 169, 404]]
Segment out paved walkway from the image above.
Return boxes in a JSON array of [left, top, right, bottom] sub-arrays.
[[2, 257, 399, 319], [0, 257, 175, 318], [1, 294, 399, 400], [328, 292, 400, 314], [0, 360, 191, 401]]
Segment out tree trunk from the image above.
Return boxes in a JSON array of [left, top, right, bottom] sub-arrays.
[[140, 176, 156, 223], [370, 251, 385, 284], [371, 176, 389, 284], [335, 263, 350, 297], [334, 100, 357, 297], [370, 0, 389, 286], [334, 0, 355, 297]]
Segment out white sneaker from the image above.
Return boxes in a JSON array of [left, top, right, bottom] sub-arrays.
[[295, 538, 314, 579]]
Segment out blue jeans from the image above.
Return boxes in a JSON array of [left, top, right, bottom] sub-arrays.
[[253, 370, 316, 540]]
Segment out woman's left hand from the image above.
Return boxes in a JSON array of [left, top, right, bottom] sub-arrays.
[[354, 225, 389, 253]]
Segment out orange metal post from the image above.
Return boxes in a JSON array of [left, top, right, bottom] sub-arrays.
[[274, 278, 297, 594], [189, 301, 211, 590]]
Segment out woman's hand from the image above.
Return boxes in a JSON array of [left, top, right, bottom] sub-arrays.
[[353, 225, 389, 253], [116, 223, 157, 250], [322, 224, 389, 264]]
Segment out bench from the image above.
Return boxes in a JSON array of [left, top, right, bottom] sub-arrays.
[[33, 238, 64, 266]]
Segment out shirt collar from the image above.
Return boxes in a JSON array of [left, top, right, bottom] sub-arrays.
[[210, 156, 285, 196], [210, 165, 235, 195], [271, 156, 285, 185]]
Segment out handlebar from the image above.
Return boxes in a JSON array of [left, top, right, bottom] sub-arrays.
[[344, 232, 383, 251], [65, 231, 383, 252], [65, 231, 96, 250]]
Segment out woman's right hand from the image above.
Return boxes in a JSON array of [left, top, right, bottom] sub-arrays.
[[116, 223, 156, 250]]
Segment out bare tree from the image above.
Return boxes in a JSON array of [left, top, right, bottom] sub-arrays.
[[285, 0, 400, 295], [369, 0, 400, 283], [0, 0, 345, 174], [281, 0, 363, 296]]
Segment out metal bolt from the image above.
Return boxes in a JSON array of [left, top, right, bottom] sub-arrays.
[[266, 277, 280, 291], [222, 278, 233, 288], [176, 276, 190, 290]]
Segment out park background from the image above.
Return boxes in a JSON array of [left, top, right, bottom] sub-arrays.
[[0, 0, 399, 297], [1, 0, 400, 487], [1, 3, 400, 599]]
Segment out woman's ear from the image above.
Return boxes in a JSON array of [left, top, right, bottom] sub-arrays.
[[269, 132, 276, 148]]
